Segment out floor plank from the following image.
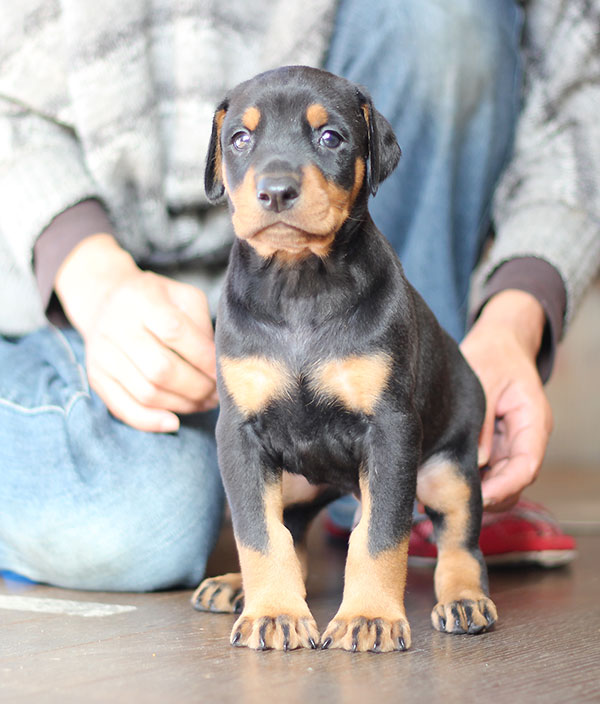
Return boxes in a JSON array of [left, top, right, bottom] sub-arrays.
[[1, 509, 599, 704]]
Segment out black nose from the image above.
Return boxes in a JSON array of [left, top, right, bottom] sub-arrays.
[[256, 175, 301, 212]]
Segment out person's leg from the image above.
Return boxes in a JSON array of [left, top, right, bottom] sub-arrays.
[[326, 0, 523, 341], [0, 326, 224, 591]]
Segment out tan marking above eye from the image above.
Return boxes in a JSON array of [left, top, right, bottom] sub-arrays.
[[242, 106, 261, 131], [306, 103, 329, 129], [220, 356, 294, 416], [309, 352, 392, 415]]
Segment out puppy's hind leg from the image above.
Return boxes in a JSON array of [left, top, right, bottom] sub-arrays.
[[417, 453, 498, 635]]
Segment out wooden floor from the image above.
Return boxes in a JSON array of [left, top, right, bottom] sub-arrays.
[[1, 465, 599, 704]]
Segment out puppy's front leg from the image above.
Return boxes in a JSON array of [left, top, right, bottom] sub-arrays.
[[321, 415, 419, 652], [218, 418, 319, 650]]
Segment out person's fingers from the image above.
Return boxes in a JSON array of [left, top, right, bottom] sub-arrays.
[[142, 294, 216, 382], [481, 404, 550, 509], [87, 364, 180, 433], [477, 390, 499, 468], [165, 278, 215, 337], [88, 334, 207, 414], [124, 326, 217, 403]]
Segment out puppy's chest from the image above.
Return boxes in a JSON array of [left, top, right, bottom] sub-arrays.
[[218, 351, 392, 419], [218, 351, 392, 485]]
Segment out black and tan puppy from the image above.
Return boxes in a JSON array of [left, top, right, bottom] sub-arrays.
[[192, 65, 497, 652]]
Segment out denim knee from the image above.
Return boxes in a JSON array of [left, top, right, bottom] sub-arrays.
[[52, 430, 225, 592], [0, 327, 224, 591], [1, 412, 224, 591]]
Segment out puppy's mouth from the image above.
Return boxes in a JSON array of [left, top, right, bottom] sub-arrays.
[[240, 220, 336, 259], [249, 222, 327, 249]]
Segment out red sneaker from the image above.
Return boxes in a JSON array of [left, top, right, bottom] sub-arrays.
[[408, 499, 577, 568]]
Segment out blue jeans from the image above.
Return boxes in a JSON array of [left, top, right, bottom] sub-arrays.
[[0, 0, 522, 590], [0, 328, 224, 590], [327, 0, 523, 341]]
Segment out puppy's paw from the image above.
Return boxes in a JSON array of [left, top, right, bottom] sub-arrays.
[[191, 573, 244, 614], [321, 615, 411, 652], [431, 597, 497, 634], [231, 612, 320, 651]]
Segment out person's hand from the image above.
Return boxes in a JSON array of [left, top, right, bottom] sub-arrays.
[[55, 234, 217, 433], [460, 290, 553, 512]]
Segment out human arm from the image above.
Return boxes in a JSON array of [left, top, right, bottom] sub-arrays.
[[464, 2, 600, 509]]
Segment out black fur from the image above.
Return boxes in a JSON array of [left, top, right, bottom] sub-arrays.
[[207, 65, 485, 569]]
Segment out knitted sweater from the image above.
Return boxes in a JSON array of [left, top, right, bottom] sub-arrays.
[[1, 0, 599, 338], [0, 0, 336, 334]]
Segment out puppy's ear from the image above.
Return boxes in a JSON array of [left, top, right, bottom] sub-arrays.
[[358, 90, 401, 196], [204, 99, 229, 202]]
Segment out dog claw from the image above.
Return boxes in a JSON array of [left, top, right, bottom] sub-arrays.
[[321, 636, 332, 650]]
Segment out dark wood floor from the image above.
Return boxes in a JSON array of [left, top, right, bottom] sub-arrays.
[[1, 465, 599, 704]]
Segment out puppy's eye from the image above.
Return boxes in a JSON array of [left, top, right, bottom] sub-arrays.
[[232, 131, 251, 151], [319, 130, 343, 149]]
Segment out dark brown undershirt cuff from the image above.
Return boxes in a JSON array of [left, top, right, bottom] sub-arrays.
[[33, 199, 115, 319], [471, 257, 567, 383]]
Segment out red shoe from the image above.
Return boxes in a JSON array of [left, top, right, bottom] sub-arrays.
[[408, 499, 577, 568]]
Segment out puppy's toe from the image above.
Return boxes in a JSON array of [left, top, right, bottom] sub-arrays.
[[231, 612, 319, 651], [321, 614, 411, 653], [432, 597, 497, 634], [191, 573, 244, 614]]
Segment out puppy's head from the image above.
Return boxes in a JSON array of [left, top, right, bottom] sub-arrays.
[[205, 65, 401, 260]]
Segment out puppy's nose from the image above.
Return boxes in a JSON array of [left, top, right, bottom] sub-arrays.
[[256, 175, 301, 212]]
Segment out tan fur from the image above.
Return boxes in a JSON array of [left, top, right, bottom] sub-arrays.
[[227, 159, 365, 261], [220, 356, 294, 416], [306, 103, 329, 129], [361, 104, 370, 129], [416, 457, 498, 627], [232, 483, 319, 649], [242, 106, 261, 131], [310, 352, 392, 415], [212, 108, 227, 186], [191, 573, 243, 613], [321, 476, 411, 651]]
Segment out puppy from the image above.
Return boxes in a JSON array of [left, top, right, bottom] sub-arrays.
[[192, 65, 497, 652]]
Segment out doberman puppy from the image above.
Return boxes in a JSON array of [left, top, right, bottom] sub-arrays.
[[192, 65, 497, 652]]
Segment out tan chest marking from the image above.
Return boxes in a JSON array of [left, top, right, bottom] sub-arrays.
[[310, 353, 392, 415], [220, 356, 294, 416]]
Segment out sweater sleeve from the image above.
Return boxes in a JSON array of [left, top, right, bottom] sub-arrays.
[[471, 256, 566, 383], [34, 199, 116, 313], [0, 3, 104, 285], [481, 0, 600, 332], [0, 99, 103, 280]]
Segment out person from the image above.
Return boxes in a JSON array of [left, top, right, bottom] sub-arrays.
[[1, 0, 598, 590]]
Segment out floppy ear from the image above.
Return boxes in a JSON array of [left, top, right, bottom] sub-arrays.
[[358, 90, 401, 196], [204, 98, 229, 202]]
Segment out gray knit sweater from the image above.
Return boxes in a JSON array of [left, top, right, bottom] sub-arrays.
[[0, 0, 336, 334], [1, 0, 599, 337]]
